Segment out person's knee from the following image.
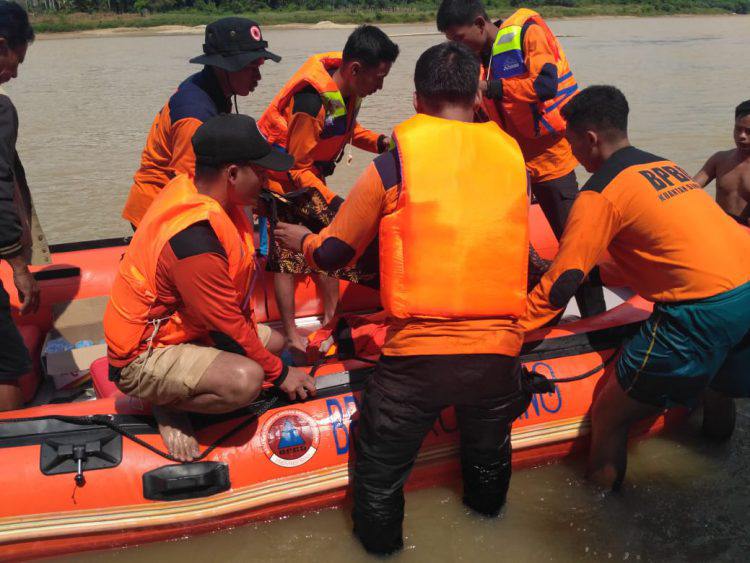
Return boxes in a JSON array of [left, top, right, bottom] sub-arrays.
[[222, 362, 263, 407], [0, 381, 23, 412], [265, 329, 286, 355]]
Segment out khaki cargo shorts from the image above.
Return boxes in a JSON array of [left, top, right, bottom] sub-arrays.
[[117, 324, 273, 406]]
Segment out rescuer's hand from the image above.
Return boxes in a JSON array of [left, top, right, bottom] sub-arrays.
[[278, 366, 317, 401], [274, 222, 312, 253]]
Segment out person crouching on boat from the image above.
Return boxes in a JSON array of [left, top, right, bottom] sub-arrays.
[[121, 17, 281, 229], [520, 85, 750, 490], [105, 114, 315, 462], [275, 42, 532, 555], [257, 25, 399, 355]]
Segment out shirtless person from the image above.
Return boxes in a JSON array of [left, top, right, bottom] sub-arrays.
[[694, 100, 750, 225]]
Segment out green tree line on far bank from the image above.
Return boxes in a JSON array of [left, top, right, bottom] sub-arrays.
[[20, 0, 750, 14], [21, 0, 750, 35]]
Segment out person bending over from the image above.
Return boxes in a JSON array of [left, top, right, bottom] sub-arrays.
[[521, 85, 750, 490], [122, 18, 281, 228], [258, 25, 399, 352]]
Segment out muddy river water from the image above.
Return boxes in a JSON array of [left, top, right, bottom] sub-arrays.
[[6, 14, 749, 562]]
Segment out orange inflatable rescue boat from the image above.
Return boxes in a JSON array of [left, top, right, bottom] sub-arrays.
[[0, 206, 685, 560]]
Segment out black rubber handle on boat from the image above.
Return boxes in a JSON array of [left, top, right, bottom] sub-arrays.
[[33, 267, 81, 281]]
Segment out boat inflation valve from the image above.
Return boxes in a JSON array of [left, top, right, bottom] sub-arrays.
[[40, 429, 123, 486]]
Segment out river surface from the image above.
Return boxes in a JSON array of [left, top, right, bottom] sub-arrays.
[[7, 14, 749, 562]]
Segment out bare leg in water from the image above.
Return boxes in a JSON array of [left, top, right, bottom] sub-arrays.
[[0, 381, 23, 412], [702, 388, 736, 442], [587, 372, 660, 490], [155, 351, 265, 462]]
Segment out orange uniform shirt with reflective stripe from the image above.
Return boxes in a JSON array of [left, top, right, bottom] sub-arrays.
[[303, 151, 524, 358], [279, 107, 381, 202], [258, 53, 381, 202], [484, 22, 578, 183], [522, 146, 750, 331]]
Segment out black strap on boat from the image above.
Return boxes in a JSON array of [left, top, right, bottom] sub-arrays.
[[0, 396, 278, 463], [522, 351, 618, 395]]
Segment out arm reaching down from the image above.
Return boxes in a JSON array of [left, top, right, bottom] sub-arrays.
[[522, 192, 622, 332], [162, 222, 286, 384], [302, 161, 388, 271], [351, 122, 387, 153]]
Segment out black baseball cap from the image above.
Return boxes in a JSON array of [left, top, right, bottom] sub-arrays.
[[192, 114, 294, 171], [190, 17, 281, 72]]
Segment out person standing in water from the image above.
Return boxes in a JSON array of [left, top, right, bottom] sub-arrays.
[[520, 85, 750, 490], [0, 1, 50, 411], [122, 17, 281, 228], [258, 25, 398, 353], [436, 0, 605, 317], [275, 42, 531, 555], [694, 100, 750, 225]]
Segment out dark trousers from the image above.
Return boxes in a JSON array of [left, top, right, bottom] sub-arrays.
[[352, 353, 531, 555], [532, 171, 606, 317], [0, 281, 31, 382]]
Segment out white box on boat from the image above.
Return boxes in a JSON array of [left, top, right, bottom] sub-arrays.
[[42, 296, 108, 390]]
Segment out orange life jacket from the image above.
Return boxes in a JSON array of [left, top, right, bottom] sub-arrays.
[[104, 174, 257, 362], [379, 114, 529, 320], [485, 9, 578, 138], [258, 52, 362, 189]]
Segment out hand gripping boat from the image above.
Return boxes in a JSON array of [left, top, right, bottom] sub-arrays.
[[0, 206, 685, 560]]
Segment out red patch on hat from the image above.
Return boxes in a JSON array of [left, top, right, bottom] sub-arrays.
[[250, 26, 262, 41]]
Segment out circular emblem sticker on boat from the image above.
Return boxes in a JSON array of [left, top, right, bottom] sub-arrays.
[[261, 410, 320, 468]]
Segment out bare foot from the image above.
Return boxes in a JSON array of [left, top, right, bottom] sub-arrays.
[[153, 406, 200, 462], [585, 464, 622, 491]]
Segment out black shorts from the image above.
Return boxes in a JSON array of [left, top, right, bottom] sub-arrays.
[[0, 281, 31, 382]]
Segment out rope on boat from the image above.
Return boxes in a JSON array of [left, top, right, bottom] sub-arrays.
[[522, 350, 618, 394], [0, 396, 278, 463], [0, 351, 616, 458]]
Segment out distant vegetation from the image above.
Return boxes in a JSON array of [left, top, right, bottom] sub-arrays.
[[22, 0, 750, 34]]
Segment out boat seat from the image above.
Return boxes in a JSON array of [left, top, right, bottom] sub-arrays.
[[90, 356, 122, 399], [17, 325, 42, 403]]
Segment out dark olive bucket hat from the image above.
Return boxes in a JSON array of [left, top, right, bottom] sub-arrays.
[[190, 17, 281, 72]]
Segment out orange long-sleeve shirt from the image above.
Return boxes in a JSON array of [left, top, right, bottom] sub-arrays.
[[302, 150, 524, 357], [484, 22, 577, 183], [522, 146, 750, 331], [108, 220, 284, 381], [122, 68, 231, 226]]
